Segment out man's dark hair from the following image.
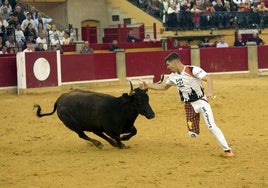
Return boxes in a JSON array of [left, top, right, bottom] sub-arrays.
[[165, 52, 180, 62]]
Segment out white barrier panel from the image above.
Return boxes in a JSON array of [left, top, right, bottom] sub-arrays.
[[16, 51, 61, 94]]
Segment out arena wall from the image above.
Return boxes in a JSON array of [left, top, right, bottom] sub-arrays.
[[1, 44, 267, 93]]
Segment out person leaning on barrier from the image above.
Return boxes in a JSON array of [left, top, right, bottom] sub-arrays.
[[216, 36, 229, 48], [109, 39, 121, 51], [80, 41, 94, 53], [234, 33, 246, 46], [247, 31, 264, 45]]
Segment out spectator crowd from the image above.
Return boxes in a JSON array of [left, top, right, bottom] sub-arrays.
[[132, 0, 268, 30], [0, 0, 74, 54]]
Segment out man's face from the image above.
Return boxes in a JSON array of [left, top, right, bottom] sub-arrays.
[[166, 60, 177, 72]]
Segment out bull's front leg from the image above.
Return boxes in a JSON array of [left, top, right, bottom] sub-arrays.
[[121, 126, 137, 141]]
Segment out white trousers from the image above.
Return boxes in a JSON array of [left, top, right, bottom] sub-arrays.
[[190, 99, 231, 151]]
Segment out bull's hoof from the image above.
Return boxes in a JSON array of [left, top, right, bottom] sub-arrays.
[[119, 144, 130, 149], [92, 141, 104, 149]]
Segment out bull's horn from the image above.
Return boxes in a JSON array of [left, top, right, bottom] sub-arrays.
[[128, 80, 135, 95], [157, 74, 164, 84]]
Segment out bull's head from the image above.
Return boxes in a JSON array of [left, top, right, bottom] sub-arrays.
[[128, 81, 155, 119]]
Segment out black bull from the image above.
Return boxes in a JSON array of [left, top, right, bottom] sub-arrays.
[[34, 82, 155, 149]]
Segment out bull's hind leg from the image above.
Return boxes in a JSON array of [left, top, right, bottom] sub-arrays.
[[77, 131, 104, 149], [58, 111, 103, 149]]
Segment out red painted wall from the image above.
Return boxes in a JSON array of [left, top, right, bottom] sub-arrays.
[[60, 53, 117, 82], [125, 50, 191, 82], [200, 47, 248, 72], [258, 46, 268, 69], [0, 55, 17, 87]]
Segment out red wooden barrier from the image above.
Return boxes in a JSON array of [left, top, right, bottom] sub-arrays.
[[258, 46, 268, 69], [200, 47, 248, 72], [125, 49, 191, 82], [60, 53, 117, 82], [0, 55, 17, 87]]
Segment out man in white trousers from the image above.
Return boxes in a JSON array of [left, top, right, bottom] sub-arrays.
[[140, 52, 234, 157]]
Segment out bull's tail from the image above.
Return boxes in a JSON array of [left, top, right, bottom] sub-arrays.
[[34, 102, 57, 117]]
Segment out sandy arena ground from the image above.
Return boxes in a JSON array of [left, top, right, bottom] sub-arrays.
[[0, 75, 267, 188]]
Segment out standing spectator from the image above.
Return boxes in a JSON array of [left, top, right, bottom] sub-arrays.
[[21, 12, 35, 31], [216, 36, 229, 48], [30, 6, 38, 20], [213, 0, 227, 28], [234, 33, 246, 46], [0, 12, 9, 39], [15, 23, 25, 47], [80, 41, 93, 53], [109, 39, 121, 51], [248, 31, 264, 45], [167, 2, 179, 30], [13, 5, 25, 24], [34, 12, 52, 31], [190, 4, 202, 30]]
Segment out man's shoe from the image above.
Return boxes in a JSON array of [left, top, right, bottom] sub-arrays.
[[225, 150, 234, 157]]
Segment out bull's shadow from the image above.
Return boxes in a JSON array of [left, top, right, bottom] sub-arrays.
[[34, 81, 155, 149]]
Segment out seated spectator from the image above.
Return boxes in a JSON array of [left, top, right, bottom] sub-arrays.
[[53, 43, 63, 54], [50, 34, 62, 46], [35, 42, 45, 51], [80, 41, 94, 53], [234, 33, 246, 46], [248, 32, 264, 45], [36, 22, 47, 38], [127, 30, 140, 42], [143, 34, 156, 42], [24, 22, 37, 41], [27, 34, 36, 45], [9, 47, 16, 53], [1, 0, 12, 14], [216, 36, 229, 48], [5, 35, 16, 47], [36, 31, 47, 49], [109, 39, 121, 51], [0, 46, 8, 54], [49, 24, 61, 41], [15, 23, 26, 47], [62, 32, 71, 45], [23, 41, 35, 52]]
